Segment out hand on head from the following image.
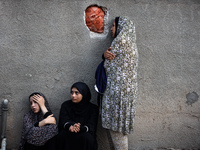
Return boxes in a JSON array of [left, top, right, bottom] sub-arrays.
[[31, 94, 45, 107], [104, 47, 115, 60], [31, 94, 48, 114]]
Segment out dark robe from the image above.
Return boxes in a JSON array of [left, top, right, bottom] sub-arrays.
[[58, 100, 99, 150]]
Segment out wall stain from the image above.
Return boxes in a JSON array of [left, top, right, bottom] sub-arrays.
[[186, 91, 199, 106]]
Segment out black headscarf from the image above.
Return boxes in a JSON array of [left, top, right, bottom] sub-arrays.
[[71, 82, 91, 104], [71, 82, 91, 116]]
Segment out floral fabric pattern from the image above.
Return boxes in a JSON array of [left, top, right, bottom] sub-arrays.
[[102, 16, 138, 134], [18, 99, 58, 150]]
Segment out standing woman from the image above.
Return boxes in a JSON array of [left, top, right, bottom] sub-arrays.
[[102, 16, 139, 149], [18, 92, 58, 150], [58, 82, 99, 150]]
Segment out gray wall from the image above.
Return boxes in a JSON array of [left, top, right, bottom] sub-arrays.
[[0, 0, 200, 149]]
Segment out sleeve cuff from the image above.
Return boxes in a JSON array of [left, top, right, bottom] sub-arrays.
[[64, 122, 74, 130], [84, 125, 89, 132], [44, 112, 52, 119], [80, 125, 89, 132], [34, 122, 39, 127]]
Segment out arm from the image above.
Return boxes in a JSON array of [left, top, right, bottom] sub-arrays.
[[32, 95, 56, 127], [38, 114, 56, 127], [23, 112, 58, 146], [58, 101, 75, 131]]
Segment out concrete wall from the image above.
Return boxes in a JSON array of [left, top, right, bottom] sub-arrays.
[[0, 0, 200, 149]]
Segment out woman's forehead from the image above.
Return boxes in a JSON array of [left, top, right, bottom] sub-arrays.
[[71, 87, 78, 91]]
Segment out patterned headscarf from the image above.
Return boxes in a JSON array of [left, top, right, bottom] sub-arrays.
[[18, 92, 58, 150], [102, 16, 138, 134]]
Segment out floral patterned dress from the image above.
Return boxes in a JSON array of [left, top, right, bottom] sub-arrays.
[[102, 16, 138, 135]]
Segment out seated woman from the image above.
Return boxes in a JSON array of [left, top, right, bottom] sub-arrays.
[[58, 82, 99, 150], [18, 92, 58, 150]]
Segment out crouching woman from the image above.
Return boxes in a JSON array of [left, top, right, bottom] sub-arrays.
[[58, 82, 99, 150], [18, 92, 58, 150]]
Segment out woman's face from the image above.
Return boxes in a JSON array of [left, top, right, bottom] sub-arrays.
[[71, 87, 83, 103], [111, 21, 116, 38], [30, 96, 40, 113]]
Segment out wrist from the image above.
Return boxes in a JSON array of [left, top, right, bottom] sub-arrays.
[[39, 119, 46, 127], [44, 112, 52, 118], [40, 106, 48, 114]]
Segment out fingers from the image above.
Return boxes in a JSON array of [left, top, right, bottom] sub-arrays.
[[73, 123, 81, 133], [46, 115, 56, 124], [74, 126, 80, 133], [104, 47, 115, 60], [69, 125, 74, 132], [31, 95, 47, 115], [31, 95, 38, 101], [69, 123, 81, 133], [69, 125, 76, 133], [32, 94, 41, 102], [74, 123, 81, 127], [107, 47, 111, 51], [47, 114, 54, 118], [32, 94, 45, 107]]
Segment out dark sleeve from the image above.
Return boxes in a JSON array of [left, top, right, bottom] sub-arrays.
[[64, 122, 75, 130], [58, 101, 75, 131], [21, 112, 58, 146], [79, 125, 88, 132], [44, 112, 53, 118], [34, 112, 53, 127], [102, 53, 105, 61], [84, 104, 99, 135]]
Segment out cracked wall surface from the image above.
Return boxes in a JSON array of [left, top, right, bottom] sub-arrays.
[[0, 0, 200, 149]]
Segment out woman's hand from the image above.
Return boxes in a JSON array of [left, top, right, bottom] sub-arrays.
[[32, 94, 48, 114], [39, 114, 56, 127], [69, 123, 81, 133], [45, 114, 56, 124], [104, 47, 115, 60]]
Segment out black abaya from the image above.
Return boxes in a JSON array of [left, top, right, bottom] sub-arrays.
[[58, 100, 98, 150]]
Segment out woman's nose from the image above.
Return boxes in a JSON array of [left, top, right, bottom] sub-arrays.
[[31, 102, 36, 107]]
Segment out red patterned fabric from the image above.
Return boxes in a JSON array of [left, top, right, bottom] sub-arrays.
[[85, 6, 105, 33]]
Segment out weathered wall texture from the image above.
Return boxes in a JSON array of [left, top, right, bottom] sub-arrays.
[[0, 0, 200, 149]]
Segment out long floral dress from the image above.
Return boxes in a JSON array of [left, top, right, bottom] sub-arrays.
[[102, 16, 138, 135]]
